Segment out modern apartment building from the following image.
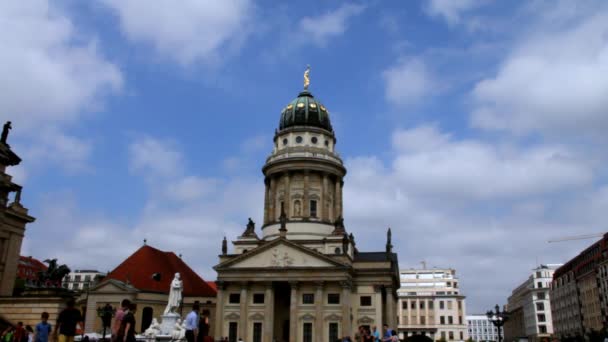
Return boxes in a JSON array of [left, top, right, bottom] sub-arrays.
[[551, 233, 608, 339], [504, 264, 561, 342], [62, 269, 105, 291], [397, 268, 467, 341], [466, 315, 498, 342]]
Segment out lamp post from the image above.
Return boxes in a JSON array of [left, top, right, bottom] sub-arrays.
[[486, 304, 508, 342], [97, 303, 115, 341]]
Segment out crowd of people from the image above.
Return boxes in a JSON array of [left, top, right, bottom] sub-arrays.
[[1, 299, 403, 342], [348, 324, 399, 342]]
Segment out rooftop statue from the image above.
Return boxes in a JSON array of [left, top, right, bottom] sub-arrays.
[[1, 121, 12, 144], [303, 65, 310, 90]]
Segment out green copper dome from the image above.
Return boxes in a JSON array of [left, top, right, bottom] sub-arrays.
[[279, 91, 333, 132]]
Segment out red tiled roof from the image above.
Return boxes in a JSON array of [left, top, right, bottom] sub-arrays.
[[106, 245, 216, 297], [18, 256, 47, 281], [206, 281, 217, 292]]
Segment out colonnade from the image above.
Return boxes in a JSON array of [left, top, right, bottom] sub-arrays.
[[263, 171, 343, 225], [214, 280, 353, 342]]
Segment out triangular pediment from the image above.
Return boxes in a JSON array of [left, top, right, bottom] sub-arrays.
[[91, 279, 138, 294], [215, 238, 348, 270]]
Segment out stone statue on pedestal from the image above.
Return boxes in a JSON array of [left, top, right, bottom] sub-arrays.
[[164, 273, 183, 315]]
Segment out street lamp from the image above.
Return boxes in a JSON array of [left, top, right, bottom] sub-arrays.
[[97, 303, 115, 341], [486, 304, 508, 342]]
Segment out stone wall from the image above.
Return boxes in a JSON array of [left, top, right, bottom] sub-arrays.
[[0, 296, 68, 328]]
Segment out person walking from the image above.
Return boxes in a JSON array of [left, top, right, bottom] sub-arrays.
[[25, 326, 33, 342], [112, 299, 130, 342], [372, 326, 380, 342], [13, 323, 25, 342], [119, 303, 137, 342], [34, 312, 52, 342], [184, 303, 200, 342], [54, 299, 83, 342]]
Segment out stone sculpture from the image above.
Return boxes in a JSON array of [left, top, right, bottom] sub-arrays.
[[144, 318, 161, 338], [164, 273, 182, 315], [1, 121, 11, 144]]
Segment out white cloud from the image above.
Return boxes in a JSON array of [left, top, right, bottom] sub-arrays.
[[471, 6, 608, 138], [299, 4, 365, 46], [342, 125, 597, 311], [101, 0, 252, 65], [383, 58, 436, 106], [18, 129, 93, 173], [164, 176, 218, 202], [129, 137, 183, 178], [0, 0, 122, 130], [426, 0, 485, 25], [389, 126, 592, 200]]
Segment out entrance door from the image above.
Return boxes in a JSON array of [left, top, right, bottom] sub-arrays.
[[141, 307, 153, 332], [273, 282, 291, 342]]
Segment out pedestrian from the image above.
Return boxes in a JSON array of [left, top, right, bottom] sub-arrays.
[[1, 327, 13, 342], [354, 326, 363, 342], [372, 326, 380, 342], [119, 303, 137, 342], [13, 322, 26, 342], [184, 303, 199, 342], [390, 330, 398, 342], [25, 326, 33, 342], [113, 299, 131, 342], [54, 299, 83, 342], [35, 312, 52, 342], [363, 328, 374, 342], [382, 324, 392, 342]]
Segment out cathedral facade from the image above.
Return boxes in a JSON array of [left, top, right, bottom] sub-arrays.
[[214, 80, 400, 342]]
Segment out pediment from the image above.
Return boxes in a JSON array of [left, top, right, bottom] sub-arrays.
[[249, 313, 264, 320], [358, 316, 375, 324], [225, 312, 240, 320], [299, 313, 315, 321], [216, 238, 347, 270], [325, 313, 341, 321], [91, 279, 138, 293]]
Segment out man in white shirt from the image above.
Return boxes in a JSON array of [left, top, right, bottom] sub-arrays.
[[184, 303, 199, 342]]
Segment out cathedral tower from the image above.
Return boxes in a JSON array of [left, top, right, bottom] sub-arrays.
[[261, 82, 346, 240], [214, 71, 399, 342]]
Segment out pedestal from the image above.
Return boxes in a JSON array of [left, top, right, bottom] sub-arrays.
[[160, 313, 180, 335]]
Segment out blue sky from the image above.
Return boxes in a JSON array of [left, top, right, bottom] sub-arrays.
[[3, 0, 608, 312]]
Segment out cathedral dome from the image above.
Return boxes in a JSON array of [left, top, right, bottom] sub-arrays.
[[279, 91, 333, 132]]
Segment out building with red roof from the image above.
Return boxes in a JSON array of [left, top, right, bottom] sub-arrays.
[[82, 243, 216, 335], [16, 256, 47, 286]]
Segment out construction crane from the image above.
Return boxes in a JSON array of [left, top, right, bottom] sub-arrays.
[[547, 232, 605, 243]]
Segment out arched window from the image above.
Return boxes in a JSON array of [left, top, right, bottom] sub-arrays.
[[310, 200, 317, 218], [141, 307, 153, 332]]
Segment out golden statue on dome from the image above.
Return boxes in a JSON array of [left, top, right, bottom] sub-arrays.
[[304, 65, 310, 90]]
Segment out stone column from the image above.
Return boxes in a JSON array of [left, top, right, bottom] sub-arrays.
[[334, 178, 341, 219], [386, 286, 396, 329], [264, 283, 274, 342], [341, 281, 352, 338], [303, 171, 310, 217], [269, 177, 277, 221], [374, 285, 384, 335], [284, 173, 291, 218], [240, 283, 249, 341], [321, 173, 328, 221], [215, 281, 226, 341], [315, 282, 324, 342], [263, 179, 270, 224], [289, 281, 298, 342]]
